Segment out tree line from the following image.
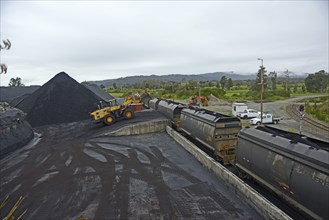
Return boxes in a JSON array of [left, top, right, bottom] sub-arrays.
[[7, 70, 328, 97], [107, 70, 328, 96]]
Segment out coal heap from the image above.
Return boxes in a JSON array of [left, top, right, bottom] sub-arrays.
[[17, 72, 102, 127], [0, 86, 39, 103]]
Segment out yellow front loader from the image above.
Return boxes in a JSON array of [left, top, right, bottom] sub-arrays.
[[90, 95, 141, 125]]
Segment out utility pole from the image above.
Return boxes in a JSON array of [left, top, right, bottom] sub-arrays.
[[199, 84, 201, 108], [285, 69, 290, 93], [258, 58, 264, 125]]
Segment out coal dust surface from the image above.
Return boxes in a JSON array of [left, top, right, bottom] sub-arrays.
[[16, 72, 102, 127], [0, 111, 261, 220]]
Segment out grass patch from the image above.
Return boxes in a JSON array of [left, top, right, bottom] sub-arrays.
[[305, 96, 329, 123], [287, 128, 300, 134], [241, 120, 251, 128], [109, 92, 124, 98]]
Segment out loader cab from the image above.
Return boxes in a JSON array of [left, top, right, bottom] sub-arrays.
[[97, 99, 119, 109], [106, 99, 119, 107]]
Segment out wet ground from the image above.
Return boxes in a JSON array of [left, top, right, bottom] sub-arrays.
[[0, 111, 261, 220]]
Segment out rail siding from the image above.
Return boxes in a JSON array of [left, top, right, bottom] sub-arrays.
[[166, 125, 291, 220]]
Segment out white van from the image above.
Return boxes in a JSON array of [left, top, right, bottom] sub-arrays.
[[232, 102, 248, 116]]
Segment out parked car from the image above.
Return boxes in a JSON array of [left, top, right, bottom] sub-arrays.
[[238, 109, 260, 119], [250, 113, 281, 125]]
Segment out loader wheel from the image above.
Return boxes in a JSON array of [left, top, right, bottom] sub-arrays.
[[123, 109, 134, 120], [104, 114, 115, 125]]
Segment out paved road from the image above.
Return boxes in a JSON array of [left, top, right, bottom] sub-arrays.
[[0, 110, 261, 220]]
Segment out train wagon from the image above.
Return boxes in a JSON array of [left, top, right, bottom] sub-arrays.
[[157, 100, 185, 129], [148, 98, 161, 111], [140, 93, 153, 108], [180, 108, 242, 165], [236, 126, 329, 220]]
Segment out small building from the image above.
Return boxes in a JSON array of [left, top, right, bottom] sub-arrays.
[[232, 102, 248, 116]]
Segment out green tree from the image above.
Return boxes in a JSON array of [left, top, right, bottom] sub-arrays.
[[293, 84, 298, 93], [113, 83, 117, 89], [172, 81, 181, 93], [219, 76, 227, 90], [187, 80, 198, 90], [226, 78, 233, 90], [304, 70, 329, 93], [268, 71, 277, 90], [8, 77, 24, 86], [252, 66, 267, 91]]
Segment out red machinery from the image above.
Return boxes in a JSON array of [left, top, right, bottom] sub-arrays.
[[188, 95, 209, 106]]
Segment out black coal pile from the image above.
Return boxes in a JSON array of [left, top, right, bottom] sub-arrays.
[[0, 86, 40, 103], [16, 72, 102, 127], [0, 104, 34, 158]]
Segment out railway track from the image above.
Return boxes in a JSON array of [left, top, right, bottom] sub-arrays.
[[178, 128, 308, 220], [148, 98, 327, 219], [288, 104, 329, 133]]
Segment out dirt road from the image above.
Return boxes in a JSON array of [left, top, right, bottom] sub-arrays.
[[246, 95, 329, 141], [205, 95, 328, 141], [0, 111, 260, 219]]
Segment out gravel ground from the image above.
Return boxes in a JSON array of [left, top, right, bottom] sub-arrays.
[[245, 96, 329, 141], [0, 110, 261, 220], [205, 95, 328, 141]]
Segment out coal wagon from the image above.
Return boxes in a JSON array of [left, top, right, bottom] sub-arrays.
[[157, 100, 185, 129], [140, 93, 153, 108], [148, 98, 161, 111], [180, 108, 242, 165], [236, 126, 329, 220]]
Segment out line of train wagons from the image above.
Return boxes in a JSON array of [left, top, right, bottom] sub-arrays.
[[142, 97, 329, 220]]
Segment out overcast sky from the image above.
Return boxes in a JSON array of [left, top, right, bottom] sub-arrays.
[[1, 1, 328, 86]]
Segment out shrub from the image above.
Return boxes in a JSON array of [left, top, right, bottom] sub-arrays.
[[201, 87, 225, 98]]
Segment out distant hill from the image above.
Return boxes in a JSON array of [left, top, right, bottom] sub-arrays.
[[88, 71, 308, 87], [88, 72, 256, 87]]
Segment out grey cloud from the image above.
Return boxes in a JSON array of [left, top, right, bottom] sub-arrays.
[[0, 1, 327, 85]]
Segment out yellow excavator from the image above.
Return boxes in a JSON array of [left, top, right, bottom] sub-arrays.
[[90, 95, 141, 125]]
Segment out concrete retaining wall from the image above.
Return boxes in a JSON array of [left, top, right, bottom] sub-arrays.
[[102, 119, 170, 136], [166, 125, 291, 220]]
